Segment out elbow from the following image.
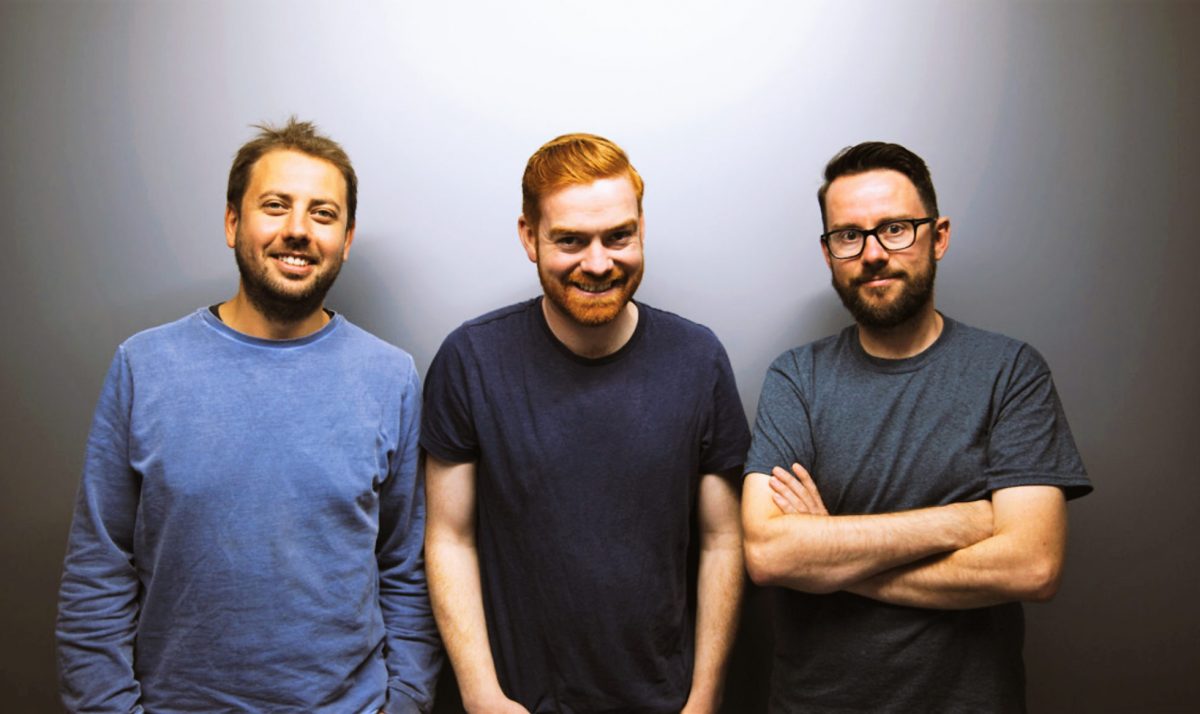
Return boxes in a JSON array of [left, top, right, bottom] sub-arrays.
[[1018, 557, 1063, 603], [743, 531, 798, 588], [743, 539, 780, 587]]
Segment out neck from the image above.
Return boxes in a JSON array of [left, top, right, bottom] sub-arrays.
[[857, 303, 943, 359], [541, 298, 639, 359], [219, 290, 330, 340]]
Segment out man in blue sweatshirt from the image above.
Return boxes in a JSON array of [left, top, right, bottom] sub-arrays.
[[56, 118, 440, 713]]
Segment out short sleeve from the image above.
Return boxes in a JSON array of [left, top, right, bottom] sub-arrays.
[[745, 350, 816, 478], [420, 328, 480, 463], [985, 345, 1091, 499], [698, 342, 751, 476]]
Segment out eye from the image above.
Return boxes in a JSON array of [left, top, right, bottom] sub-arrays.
[[605, 230, 634, 247], [263, 200, 287, 213], [556, 235, 585, 248], [880, 221, 907, 236], [313, 208, 338, 222], [832, 230, 862, 244]]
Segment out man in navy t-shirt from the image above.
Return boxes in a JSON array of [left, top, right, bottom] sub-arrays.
[[742, 141, 1091, 712], [422, 133, 751, 713]]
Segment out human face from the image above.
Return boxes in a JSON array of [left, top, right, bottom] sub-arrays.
[[822, 169, 949, 329], [225, 150, 355, 323], [519, 176, 644, 327]]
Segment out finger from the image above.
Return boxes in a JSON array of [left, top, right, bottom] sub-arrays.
[[772, 491, 800, 515], [769, 471, 808, 513], [791, 462, 828, 515], [776, 464, 820, 513]]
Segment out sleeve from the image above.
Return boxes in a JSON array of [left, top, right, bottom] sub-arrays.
[[699, 341, 752, 476], [744, 350, 816, 478], [419, 329, 479, 464], [985, 344, 1092, 499], [56, 347, 145, 713], [379, 364, 444, 714]]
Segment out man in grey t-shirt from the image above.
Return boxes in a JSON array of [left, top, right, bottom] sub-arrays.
[[742, 141, 1091, 713]]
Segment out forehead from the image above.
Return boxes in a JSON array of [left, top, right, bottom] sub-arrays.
[[540, 176, 640, 232], [246, 149, 346, 202], [825, 169, 923, 226]]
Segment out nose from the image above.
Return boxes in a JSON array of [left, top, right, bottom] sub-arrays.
[[285, 209, 310, 241], [860, 232, 889, 266], [579, 239, 613, 275]]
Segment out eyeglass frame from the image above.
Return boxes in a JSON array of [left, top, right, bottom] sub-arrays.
[[820, 217, 937, 260]]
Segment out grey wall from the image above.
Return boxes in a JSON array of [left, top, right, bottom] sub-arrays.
[[3, 0, 1197, 710]]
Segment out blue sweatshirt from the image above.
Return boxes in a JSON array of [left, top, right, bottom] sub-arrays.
[[57, 309, 441, 713]]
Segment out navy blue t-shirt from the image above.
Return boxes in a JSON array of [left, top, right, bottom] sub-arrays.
[[422, 298, 750, 713]]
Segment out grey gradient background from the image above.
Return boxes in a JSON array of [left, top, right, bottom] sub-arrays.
[[2, 0, 1197, 710]]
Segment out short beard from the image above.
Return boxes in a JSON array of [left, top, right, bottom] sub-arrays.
[[234, 244, 342, 325], [539, 262, 643, 326], [833, 254, 936, 330]]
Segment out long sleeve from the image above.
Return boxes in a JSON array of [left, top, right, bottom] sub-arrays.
[[56, 347, 144, 713], [379, 366, 443, 714]]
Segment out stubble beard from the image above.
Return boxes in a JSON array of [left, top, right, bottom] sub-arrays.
[[833, 249, 936, 330], [539, 261, 644, 327], [234, 235, 343, 325]]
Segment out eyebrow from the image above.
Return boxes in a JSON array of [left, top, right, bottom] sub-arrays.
[[546, 220, 639, 238], [829, 216, 914, 231], [257, 191, 343, 211]]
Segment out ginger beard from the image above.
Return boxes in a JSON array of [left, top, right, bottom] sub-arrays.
[[537, 249, 643, 326]]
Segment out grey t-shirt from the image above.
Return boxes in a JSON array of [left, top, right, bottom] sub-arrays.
[[746, 316, 1090, 713]]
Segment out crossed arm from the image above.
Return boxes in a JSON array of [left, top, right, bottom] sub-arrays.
[[741, 464, 1068, 609], [425, 454, 745, 713]]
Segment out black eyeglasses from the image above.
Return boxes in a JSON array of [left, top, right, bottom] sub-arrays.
[[821, 217, 935, 259]]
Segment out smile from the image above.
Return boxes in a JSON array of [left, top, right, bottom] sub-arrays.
[[571, 280, 619, 293], [275, 254, 313, 267]]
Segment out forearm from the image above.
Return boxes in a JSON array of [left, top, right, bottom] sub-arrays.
[[426, 536, 510, 710], [685, 538, 743, 713], [57, 509, 144, 711], [847, 485, 1068, 609], [742, 472, 992, 593]]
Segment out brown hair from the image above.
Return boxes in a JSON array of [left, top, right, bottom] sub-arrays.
[[817, 141, 938, 230], [226, 116, 358, 227], [521, 133, 644, 231]]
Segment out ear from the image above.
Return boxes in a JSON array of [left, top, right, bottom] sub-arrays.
[[224, 203, 239, 249], [932, 216, 951, 261], [341, 224, 356, 261], [518, 215, 538, 263]]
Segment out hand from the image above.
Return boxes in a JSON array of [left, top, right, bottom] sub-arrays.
[[769, 463, 828, 516]]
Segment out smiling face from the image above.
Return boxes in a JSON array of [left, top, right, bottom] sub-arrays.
[[225, 149, 355, 324], [520, 176, 644, 327], [822, 169, 949, 329]]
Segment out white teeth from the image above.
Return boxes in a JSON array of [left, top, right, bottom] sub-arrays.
[[279, 255, 310, 267]]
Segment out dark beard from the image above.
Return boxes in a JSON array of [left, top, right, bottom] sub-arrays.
[[833, 259, 936, 329], [234, 248, 341, 325]]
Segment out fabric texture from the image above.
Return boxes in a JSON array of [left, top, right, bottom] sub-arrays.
[[57, 308, 440, 714], [421, 298, 750, 714], [745, 315, 1091, 714]]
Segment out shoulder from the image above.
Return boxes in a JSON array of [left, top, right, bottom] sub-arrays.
[[639, 302, 726, 354], [767, 326, 851, 376], [335, 316, 416, 373], [942, 317, 1051, 375], [436, 298, 539, 356], [119, 310, 204, 352]]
